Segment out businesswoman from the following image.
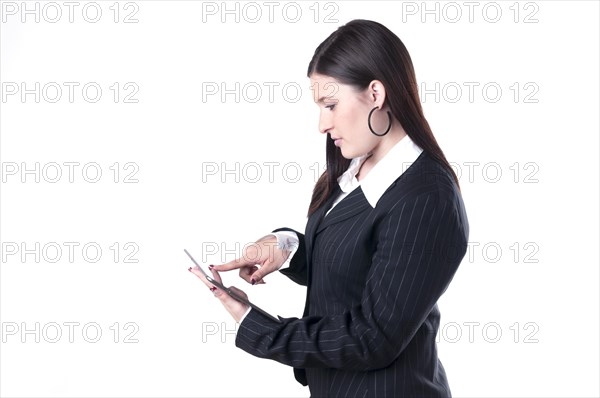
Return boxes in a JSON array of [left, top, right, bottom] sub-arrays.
[[190, 19, 469, 398]]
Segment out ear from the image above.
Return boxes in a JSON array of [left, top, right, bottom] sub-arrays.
[[368, 80, 387, 108]]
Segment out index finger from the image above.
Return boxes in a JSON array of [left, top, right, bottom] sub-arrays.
[[211, 257, 256, 271]]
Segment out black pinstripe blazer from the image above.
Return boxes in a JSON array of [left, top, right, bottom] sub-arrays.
[[235, 151, 469, 398]]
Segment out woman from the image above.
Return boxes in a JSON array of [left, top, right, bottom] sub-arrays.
[[190, 19, 469, 398]]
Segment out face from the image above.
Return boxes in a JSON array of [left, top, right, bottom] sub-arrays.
[[309, 73, 387, 159]]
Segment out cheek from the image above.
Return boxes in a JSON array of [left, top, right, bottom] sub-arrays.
[[339, 108, 365, 136]]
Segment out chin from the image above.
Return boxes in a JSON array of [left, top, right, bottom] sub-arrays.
[[340, 146, 364, 160], [339, 148, 355, 159]]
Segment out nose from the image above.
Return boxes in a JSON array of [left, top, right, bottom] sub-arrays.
[[318, 109, 333, 135]]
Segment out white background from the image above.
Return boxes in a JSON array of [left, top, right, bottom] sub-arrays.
[[1, 1, 598, 397]]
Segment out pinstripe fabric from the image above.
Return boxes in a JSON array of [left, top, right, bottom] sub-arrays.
[[236, 151, 469, 397]]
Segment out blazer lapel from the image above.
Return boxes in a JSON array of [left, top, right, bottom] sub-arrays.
[[316, 186, 371, 234], [305, 185, 341, 258], [301, 184, 371, 317], [300, 185, 342, 316]]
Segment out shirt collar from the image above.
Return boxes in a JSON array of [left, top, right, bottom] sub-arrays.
[[337, 134, 424, 208]]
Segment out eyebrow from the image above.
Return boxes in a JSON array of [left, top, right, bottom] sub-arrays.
[[316, 96, 338, 104]]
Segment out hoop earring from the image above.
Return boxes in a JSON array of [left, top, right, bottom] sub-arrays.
[[368, 106, 392, 136]]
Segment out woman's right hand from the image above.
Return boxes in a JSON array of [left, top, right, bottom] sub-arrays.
[[210, 234, 290, 285]]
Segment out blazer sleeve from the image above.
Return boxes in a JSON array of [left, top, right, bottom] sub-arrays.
[[272, 227, 307, 286], [236, 191, 468, 371]]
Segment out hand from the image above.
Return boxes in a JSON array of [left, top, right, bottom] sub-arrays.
[[211, 234, 290, 285], [189, 265, 249, 323]]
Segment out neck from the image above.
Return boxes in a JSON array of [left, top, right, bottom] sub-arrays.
[[369, 127, 407, 166], [357, 127, 407, 181]]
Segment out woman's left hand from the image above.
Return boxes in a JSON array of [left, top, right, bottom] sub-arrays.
[[189, 265, 250, 323]]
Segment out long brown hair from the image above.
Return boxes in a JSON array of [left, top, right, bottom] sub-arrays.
[[306, 19, 460, 217]]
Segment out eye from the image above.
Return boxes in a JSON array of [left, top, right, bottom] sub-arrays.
[[325, 104, 336, 110]]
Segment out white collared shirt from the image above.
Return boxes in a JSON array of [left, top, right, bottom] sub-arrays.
[[239, 135, 423, 324], [328, 133, 424, 212]]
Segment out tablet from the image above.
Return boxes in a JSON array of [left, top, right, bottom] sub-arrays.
[[184, 249, 282, 323]]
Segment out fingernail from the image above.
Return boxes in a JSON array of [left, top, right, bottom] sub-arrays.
[[188, 267, 192, 272], [251, 278, 256, 285], [210, 286, 217, 292], [208, 265, 214, 269]]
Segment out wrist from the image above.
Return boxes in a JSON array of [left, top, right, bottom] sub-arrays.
[[236, 305, 251, 323]]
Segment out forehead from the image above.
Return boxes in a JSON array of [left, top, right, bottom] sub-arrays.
[[309, 73, 344, 103]]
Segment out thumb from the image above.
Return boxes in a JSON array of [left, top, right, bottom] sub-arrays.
[[228, 285, 248, 299], [249, 259, 280, 284], [249, 269, 266, 285]]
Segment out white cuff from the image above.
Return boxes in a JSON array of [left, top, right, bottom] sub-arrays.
[[270, 231, 299, 270]]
